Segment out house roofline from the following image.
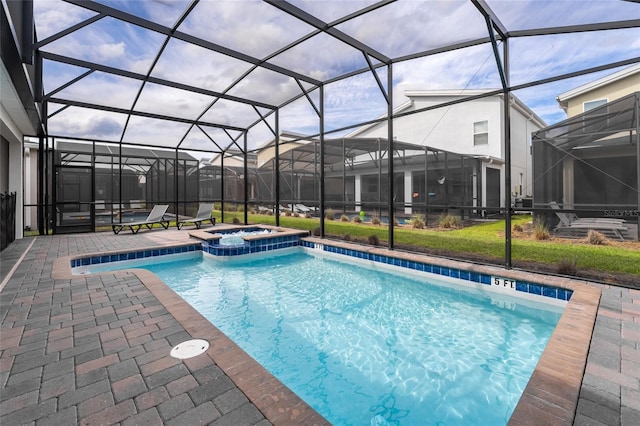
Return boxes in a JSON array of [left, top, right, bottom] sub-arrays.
[[556, 63, 640, 111], [343, 99, 414, 138], [347, 89, 547, 137]]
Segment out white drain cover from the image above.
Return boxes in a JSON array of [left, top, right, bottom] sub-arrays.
[[170, 339, 209, 359]]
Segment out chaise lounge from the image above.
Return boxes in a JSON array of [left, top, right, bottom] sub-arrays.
[[550, 202, 628, 240], [112, 204, 170, 234], [176, 203, 216, 230]]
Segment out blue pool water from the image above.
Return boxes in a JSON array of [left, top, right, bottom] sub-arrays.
[[85, 249, 563, 425]]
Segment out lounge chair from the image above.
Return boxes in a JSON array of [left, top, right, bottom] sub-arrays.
[[294, 204, 312, 213], [111, 204, 170, 234], [177, 203, 216, 230], [550, 202, 627, 240]]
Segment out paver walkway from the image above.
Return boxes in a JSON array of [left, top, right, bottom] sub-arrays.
[[574, 283, 640, 425], [1, 231, 639, 425]]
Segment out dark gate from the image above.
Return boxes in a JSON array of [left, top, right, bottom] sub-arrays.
[[54, 166, 94, 234], [1, 192, 16, 251]]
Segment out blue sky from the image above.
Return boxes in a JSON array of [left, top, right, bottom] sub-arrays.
[[34, 0, 640, 152]]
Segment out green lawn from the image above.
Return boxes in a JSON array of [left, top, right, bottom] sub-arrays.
[[215, 212, 640, 277]]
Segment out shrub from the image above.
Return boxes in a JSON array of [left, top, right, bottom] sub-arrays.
[[283, 210, 291, 216], [265, 210, 273, 216], [236, 204, 245, 212], [352, 216, 362, 223], [557, 257, 577, 276], [512, 223, 523, 232], [439, 214, 461, 229], [393, 218, 399, 227], [368, 234, 379, 246], [232, 217, 240, 224], [292, 212, 300, 217], [325, 208, 335, 220], [586, 230, 608, 245], [340, 214, 349, 222], [304, 213, 312, 219], [312, 226, 321, 236], [533, 220, 550, 240], [371, 216, 381, 225], [410, 215, 425, 229], [343, 234, 352, 241]]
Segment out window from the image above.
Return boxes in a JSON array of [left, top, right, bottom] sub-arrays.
[[583, 99, 609, 133], [583, 99, 607, 112], [473, 120, 488, 145]]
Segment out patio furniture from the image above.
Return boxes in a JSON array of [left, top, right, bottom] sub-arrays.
[[550, 202, 628, 240], [111, 204, 170, 234], [176, 203, 216, 230]]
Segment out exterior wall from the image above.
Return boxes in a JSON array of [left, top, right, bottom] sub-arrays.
[[509, 103, 536, 198], [1, 103, 27, 239], [352, 96, 503, 159], [347, 93, 542, 209], [2, 2, 40, 241], [564, 73, 640, 117]]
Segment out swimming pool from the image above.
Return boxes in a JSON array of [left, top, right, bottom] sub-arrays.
[[80, 247, 564, 425]]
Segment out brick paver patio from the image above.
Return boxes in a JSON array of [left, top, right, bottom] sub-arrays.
[[1, 230, 639, 425]]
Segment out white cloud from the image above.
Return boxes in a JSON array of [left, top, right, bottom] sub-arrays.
[[96, 42, 126, 60], [34, 0, 96, 40], [47, 107, 126, 140]]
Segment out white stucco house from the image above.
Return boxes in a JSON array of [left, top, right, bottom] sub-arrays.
[[343, 90, 546, 213]]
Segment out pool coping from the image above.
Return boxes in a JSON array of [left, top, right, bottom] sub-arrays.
[[52, 241, 328, 425], [52, 236, 601, 426]]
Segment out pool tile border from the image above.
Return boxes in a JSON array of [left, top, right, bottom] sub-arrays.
[[55, 232, 602, 426], [69, 234, 571, 303], [70, 243, 203, 268], [300, 239, 573, 302]]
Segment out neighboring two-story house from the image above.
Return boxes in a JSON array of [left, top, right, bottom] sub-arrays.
[[532, 64, 640, 239], [251, 90, 545, 218], [342, 90, 545, 214], [556, 64, 640, 118]]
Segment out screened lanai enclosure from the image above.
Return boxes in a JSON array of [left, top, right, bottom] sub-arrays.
[[18, 0, 640, 266], [254, 137, 482, 221], [533, 92, 640, 240]]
